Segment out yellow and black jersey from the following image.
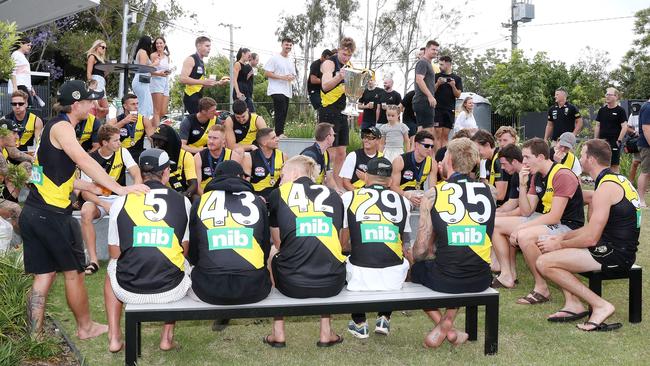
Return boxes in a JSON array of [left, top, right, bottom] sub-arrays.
[[199, 148, 233, 190], [184, 53, 205, 97], [117, 113, 146, 161], [90, 147, 127, 194], [26, 114, 76, 214], [77, 114, 100, 152], [186, 114, 217, 148], [532, 163, 584, 229], [250, 148, 284, 200], [169, 149, 197, 193], [560, 150, 581, 175], [399, 151, 432, 191], [233, 113, 260, 145], [486, 148, 511, 207], [268, 176, 346, 289], [430, 173, 495, 278], [188, 179, 271, 304], [5, 111, 38, 151], [595, 169, 641, 247], [113, 181, 190, 293], [300, 143, 329, 185], [320, 55, 347, 111], [342, 185, 411, 268], [349, 149, 383, 189]]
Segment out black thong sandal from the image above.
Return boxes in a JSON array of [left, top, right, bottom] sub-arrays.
[[316, 334, 344, 347], [578, 321, 623, 332], [85, 262, 99, 275], [516, 290, 550, 305], [547, 310, 590, 323], [262, 335, 286, 348]]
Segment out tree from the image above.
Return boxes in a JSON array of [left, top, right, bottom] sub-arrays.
[[612, 7, 650, 100], [364, 0, 395, 71], [0, 21, 18, 80], [327, 0, 360, 42], [444, 45, 507, 96]]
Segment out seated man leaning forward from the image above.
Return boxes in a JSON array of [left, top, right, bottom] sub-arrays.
[[536, 139, 640, 331], [411, 137, 494, 348], [80, 125, 142, 276], [491, 138, 584, 295], [188, 160, 272, 305], [341, 157, 411, 339], [265, 155, 347, 348], [104, 148, 192, 352]]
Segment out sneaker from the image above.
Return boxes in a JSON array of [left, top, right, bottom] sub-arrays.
[[347, 321, 369, 339], [374, 316, 390, 335]]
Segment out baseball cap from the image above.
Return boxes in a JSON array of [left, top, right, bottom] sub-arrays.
[[139, 148, 171, 172], [0, 118, 24, 133], [361, 126, 382, 139], [558, 132, 576, 149], [214, 160, 249, 178], [151, 125, 169, 141], [366, 157, 392, 177], [57, 80, 104, 106]]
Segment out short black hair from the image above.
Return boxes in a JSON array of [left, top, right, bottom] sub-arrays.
[[499, 144, 523, 163], [281, 37, 293, 44], [232, 99, 248, 114], [121, 93, 138, 106], [471, 129, 495, 148], [425, 40, 439, 48], [414, 130, 434, 144], [439, 55, 452, 63], [321, 49, 332, 58]]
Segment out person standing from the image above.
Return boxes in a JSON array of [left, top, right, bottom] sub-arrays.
[[180, 36, 229, 114], [376, 76, 402, 126], [233, 48, 255, 112], [264, 38, 296, 138], [594, 87, 628, 173], [413, 40, 439, 138], [150, 36, 172, 128], [131, 36, 155, 118], [308, 49, 332, 111], [9, 37, 36, 106], [358, 77, 381, 129], [20, 80, 148, 340], [454, 96, 477, 133], [636, 96, 650, 207], [85, 39, 109, 120], [544, 88, 583, 142], [433, 55, 462, 150], [400, 89, 418, 146]]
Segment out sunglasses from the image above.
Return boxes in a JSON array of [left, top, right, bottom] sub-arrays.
[[362, 135, 377, 140], [10, 102, 25, 107], [98, 45, 106, 49], [419, 142, 434, 149]]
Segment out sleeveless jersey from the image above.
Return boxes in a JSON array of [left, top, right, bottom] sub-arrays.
[[250, 148, 284, 200], [431, 173, 495, 277], [595, 169, 641, 247], [533, 163, 585, 229], [488, 148, 501, 186], [560, 151, 580, 174], [26, 115, 76, 214], [233, 113, 259, 145], [199, 148, 233, 190], [184, 53, 205, 97], [77, 114, 98, 151], [345, 185, 410, 268], [6, 111, 37, 151], [320, 55, 346, 110], [90, 147, 126, 194], [115, 181, 189, 293], [187, 114, 217, 148], [399, 151, 432, 191], [117, 113, 145, 160], [300, 143, 329, 185], [350, 149, 383, 189], [268, 176, 346, 289], [168, 149, 193, 192]]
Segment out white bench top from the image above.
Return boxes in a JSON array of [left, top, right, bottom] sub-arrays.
[[125, 283, 498, 312]]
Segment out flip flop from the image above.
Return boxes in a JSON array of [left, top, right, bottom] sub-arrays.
[[316, 334, 343, 348], [84, 262, 99, 275], [578, 321, 623, 332], [262, 335, 286, 348], [516, 290, 550, 305], [491, 277, 516, 289], [547, 310, 590, 323]]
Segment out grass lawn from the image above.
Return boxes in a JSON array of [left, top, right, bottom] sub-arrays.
[[47, 198, 650, 365]]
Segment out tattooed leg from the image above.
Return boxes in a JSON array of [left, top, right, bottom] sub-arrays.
[[27, 288, 46, 335]]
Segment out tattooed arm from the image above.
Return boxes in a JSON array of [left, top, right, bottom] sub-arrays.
[[413, 187, 437, 262]]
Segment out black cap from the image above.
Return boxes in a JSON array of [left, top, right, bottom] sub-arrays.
[[139, 148, 171, 172], [151, 126, 168, 141], [361, 126, 382, 139], [214, 160, 248, 178], [0, 118, 23, 133], [366, 157, 392, 177], [57, 80, 104, 106]]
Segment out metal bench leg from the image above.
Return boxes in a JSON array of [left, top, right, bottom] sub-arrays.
[[125, 313, 138, 366], [137, 321, 142, 357], [629, 269, 642, 323], [484, 298, 499, 355], [465, 305, 478, 341]]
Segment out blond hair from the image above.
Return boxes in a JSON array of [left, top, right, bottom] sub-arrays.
[[606, 87, 620, 99], [86, 39, 106, 63], [447, 137, 480, 174], [283, 155, 319, 182], [495, 126, 518, 142]]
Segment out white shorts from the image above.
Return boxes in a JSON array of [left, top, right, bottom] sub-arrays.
[[107, 258, 191, 304], [150, 76, 170, 96], [84, 195, 118, 220], [345, 258, 410, 292], [522, 212, 572, 235], [382, 148, 404, 164]]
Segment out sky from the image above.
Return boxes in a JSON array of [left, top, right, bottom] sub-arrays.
[[161, 0, 647, 94]]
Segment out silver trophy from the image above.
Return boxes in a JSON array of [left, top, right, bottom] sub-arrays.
[[341, 68, 372, 116]]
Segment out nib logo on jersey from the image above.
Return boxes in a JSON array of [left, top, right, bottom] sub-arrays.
[[208, 227, 254, 250], [133, 226, 174, 248], [360, 223, 399, 244], [296, 216, 332, 237], [447, 225, 487, 246]]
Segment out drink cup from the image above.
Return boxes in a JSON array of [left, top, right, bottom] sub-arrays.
[[209, 74, 216, 80]]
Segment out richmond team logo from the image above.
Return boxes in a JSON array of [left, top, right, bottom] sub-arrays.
[[403, 170, 414, 180], [192, 129, 201, 135]]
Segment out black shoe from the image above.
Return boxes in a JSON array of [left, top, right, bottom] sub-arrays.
[[211, 318, 230, 332]]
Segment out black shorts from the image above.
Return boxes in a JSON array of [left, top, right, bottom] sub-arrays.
[[413, 103, 434, 128], [589, 241, 636, 274], [434, 108, 455, 130], [411, 260, 492, 294], [603, 138, 621, 166], [183, 92, 202, 114], [272, 257, 345, 299], [191, 268, 272, 305], [20, 205, 85, 274], [404, 120, 418, 137], [319, 107, 349, 146]]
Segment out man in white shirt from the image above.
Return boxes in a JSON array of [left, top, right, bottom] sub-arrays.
[[264, 38, 296, 139]]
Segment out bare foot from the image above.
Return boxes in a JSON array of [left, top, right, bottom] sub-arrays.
[[447, 329, 469, 346], [160, 340, 181, 351], [423, 319, 452, 349], [77, 322, 108, 340], [265, 334, 285, 343], [319, 332, 341, 344], [577, 301, 616, 331], [108, 336, 123, 353]]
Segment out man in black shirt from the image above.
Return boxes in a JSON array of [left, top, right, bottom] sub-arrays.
[[594, 87, 628, 172], [358, 78, 382, 129], [544, 88, 583, 141], [377, 76, 402, 125], [400, 90, 417, 142], [433, 55, 462, 150], [307, 49, 332, 111]]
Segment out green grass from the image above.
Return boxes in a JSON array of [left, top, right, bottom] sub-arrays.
[[45, 194, 650, 365]]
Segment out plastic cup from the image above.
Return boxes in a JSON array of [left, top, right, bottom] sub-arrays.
[[209, 74, 216, 80], [129, 110, 138, 115]]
